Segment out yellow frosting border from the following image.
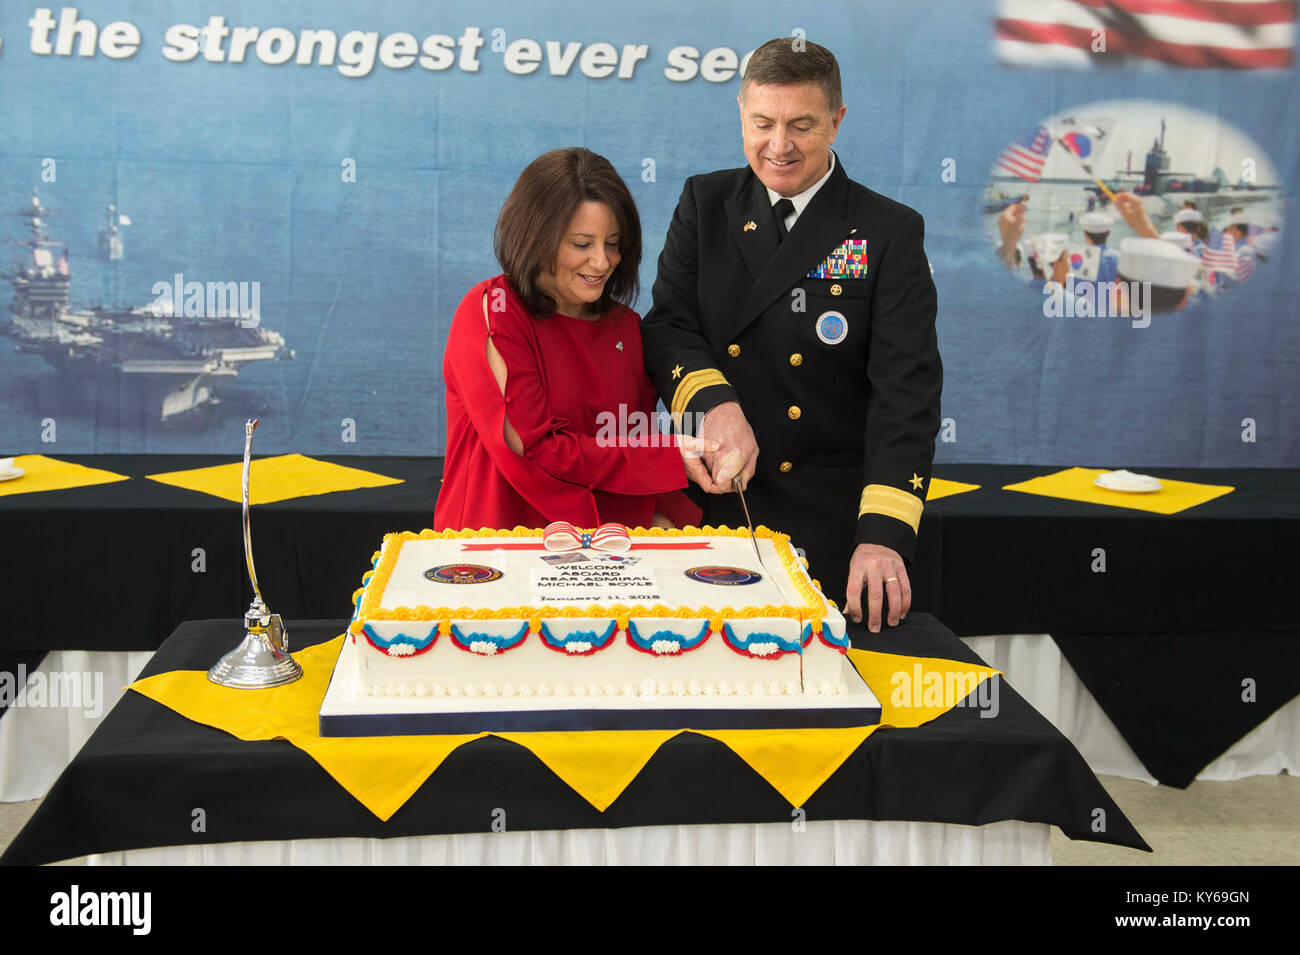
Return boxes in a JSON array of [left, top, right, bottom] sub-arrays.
[[350, 525, 832, 635]]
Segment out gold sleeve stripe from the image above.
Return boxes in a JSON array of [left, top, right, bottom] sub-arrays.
[[858, 484, 923, 534], [670, 368, 730, 419]]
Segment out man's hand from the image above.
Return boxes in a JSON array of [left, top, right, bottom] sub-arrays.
[[845, 543, 911, 633], [1113, 191, 1159, 238], [699, 401, 758, 492], [996, 201, 1027, 268], [675, 434, 722, 493]]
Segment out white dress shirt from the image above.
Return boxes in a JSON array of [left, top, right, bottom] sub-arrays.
[[766, 151, 836, 233]]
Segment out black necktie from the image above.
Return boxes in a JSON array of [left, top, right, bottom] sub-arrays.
[[772, 198, 795, 242]]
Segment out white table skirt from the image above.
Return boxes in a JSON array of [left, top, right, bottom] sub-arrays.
[[80, 819, 1051, 866], [961, 635, 1300, 783], [0, 650, 153, 802], [5, 640, 1298, 804]]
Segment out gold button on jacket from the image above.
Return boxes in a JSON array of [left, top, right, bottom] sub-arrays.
[[727, 344, 740, 357], [639, 156, 942, 587]]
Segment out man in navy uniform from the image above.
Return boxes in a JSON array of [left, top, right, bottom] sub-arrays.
[[641, 38, 942, 633]]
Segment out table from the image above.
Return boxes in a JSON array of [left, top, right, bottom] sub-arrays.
[[3, 457, 1296, 792], [3, 458, 1296, 654], [1, 455, 443, 655], [0, 614, 1148, 866]]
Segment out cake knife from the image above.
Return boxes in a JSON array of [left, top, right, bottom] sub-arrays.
[[732, 477, 768, 573]]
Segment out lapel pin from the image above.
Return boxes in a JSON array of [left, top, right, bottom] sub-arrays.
[[743, 220, 757, 232], [616, 341, 624, 351]]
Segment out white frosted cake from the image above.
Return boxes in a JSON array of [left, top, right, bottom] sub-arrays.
[[319, 524, 878, 734]]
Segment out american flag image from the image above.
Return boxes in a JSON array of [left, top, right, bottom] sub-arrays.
[[1235, 247, 1257, 281], [996, 125, 1053, 182], [997, 0, 1297, 70], [1202, 227, 1255, 282], [1202, 227, 1238, 273]]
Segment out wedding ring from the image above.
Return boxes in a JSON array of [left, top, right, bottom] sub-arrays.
[[884, 576, 899, 583]]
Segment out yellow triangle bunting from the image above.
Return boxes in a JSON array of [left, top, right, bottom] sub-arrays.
[[698, 726, 878, 807], [849, 648, 1000, 729], [126, 637, 1001, 823], [497, 730, 683, 812]]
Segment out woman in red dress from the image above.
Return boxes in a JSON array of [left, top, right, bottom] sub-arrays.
[[435, 148, 707, 531]]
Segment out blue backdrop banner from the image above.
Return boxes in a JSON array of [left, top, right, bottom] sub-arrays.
[[1, 1, 1295, 465]]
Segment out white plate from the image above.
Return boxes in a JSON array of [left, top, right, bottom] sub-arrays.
[[1094, 469, 1162, 493], [0, 467, 25, 482]]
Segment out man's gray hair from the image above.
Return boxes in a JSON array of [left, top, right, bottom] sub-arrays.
[[741, 37, 843, 114]]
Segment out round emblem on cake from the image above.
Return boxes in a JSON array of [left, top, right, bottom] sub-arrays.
[[424, 564, 503, 584], [684, 566, 762, 586], [815, 310, 848, 345]]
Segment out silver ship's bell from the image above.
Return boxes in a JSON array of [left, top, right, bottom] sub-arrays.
[[207, 419, 304, 688]]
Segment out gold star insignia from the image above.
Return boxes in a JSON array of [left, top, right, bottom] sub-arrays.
[[671, 364, 684, 380], [909, 473, 924, 491]]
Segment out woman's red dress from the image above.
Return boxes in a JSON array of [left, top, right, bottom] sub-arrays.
[[434, 274, 696, 531]]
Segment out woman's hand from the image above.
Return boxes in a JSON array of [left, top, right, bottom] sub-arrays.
[[675, 434, 722, 491], [651, 512, 675, 529]]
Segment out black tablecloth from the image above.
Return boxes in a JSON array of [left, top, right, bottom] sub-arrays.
[[918, 464, 1300, 636], [1052, 629, 1300, 788], [3, 456, 1297, 653], [2, 455, 443, 654], [0, 613, 1148, 865]]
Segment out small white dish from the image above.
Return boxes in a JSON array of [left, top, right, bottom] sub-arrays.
[[1094, 469, 1162, 493], [0, 466, 25, 483]]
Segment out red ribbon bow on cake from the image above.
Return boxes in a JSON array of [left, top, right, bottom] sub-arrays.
[[542, 521, 631, 553]]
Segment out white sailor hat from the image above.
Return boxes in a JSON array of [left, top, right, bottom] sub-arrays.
[[1080, 212, 1113, 233], [1173, 208, 1204, 226], [1118, 237, 1202, 290], [1031, 232, 1070, 262], [1159, 230, 1193, 252]]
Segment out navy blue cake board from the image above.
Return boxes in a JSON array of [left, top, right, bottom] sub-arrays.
[[318, 637, 881, 736]]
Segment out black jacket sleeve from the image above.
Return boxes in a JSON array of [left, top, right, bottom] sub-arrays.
[[641, 177, 740, 435], [855, 211, 942, 562]]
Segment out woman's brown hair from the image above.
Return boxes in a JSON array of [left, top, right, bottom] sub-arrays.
[[495, 147, 641, 317]]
